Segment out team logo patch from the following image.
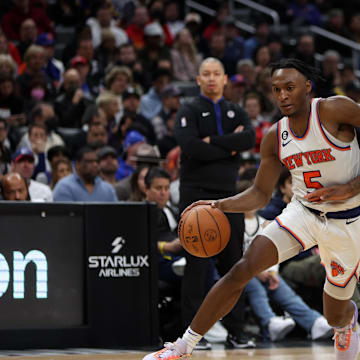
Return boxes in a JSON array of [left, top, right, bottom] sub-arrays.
[[281, 130, 289, 140], [227, 110, 235, 118], [331, 260, 345, 277], [181, 117, 187, 127]]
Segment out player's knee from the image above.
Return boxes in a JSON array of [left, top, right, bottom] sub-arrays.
[[226, 258, 258, 286]]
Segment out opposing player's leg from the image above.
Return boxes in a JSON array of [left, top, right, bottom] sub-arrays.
[[143, 235, 279, 360]]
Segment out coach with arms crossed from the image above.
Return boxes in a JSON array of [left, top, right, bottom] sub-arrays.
[[174, 57, 256, 349]]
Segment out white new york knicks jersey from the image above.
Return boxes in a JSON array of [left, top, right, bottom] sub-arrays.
[[277, 97, 360, 213]]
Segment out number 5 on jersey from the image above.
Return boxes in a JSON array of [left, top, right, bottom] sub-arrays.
[[303, 170, 323, 189]]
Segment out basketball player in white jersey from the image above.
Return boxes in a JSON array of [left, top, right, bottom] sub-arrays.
[[143, 58, 360, 360]]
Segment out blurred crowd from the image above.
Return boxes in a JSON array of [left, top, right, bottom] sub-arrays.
[[1, 0, 360, 202]]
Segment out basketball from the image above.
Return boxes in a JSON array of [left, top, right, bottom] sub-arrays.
[[178, 204, 231, 258]]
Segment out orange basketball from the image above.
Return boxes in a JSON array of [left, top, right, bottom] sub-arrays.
[[178, 204, 231, 258]]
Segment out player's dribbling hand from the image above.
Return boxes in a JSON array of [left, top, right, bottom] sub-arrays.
[[181, 200, 220, 217], [305, 184, 353, 203]]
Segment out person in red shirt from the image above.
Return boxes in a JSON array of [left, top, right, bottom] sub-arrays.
[[126, 6, 150, 50], [0, 31, 22, 66]]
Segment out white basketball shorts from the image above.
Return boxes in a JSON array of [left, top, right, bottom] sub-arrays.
[[261, 199, 360, 300]]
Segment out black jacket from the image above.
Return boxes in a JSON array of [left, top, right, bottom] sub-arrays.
[[174, 95, 255, 192]]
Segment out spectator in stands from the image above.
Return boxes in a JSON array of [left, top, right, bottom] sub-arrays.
[[316, 8, 352, 58], [243, 17, 271, 60], [0, 54, 17, 79], [86, 2, 128, 49], [223, 74, 247, 105], [70, 55, 96, 99], [316, 50, 341, 98], [0, 74, 25, 126], [17, 18, 37, 60], [114, 144, 160, 201], [35, 33, 64, 89], [20, 123, 51, 181], [151, 84, 180, 138], [116, 129, 146, 180], [55, 68, 94, 128], [236, 59, 257, 92], [163, 1, 184, 46], [256, 68, 278, 122], [127, 165, 150, 201], [139, 68, 172, 120], [157, 109, 178, 158], [148, 0, 165, 24], [104, 66, 133, 110], [0, 172, 30, 201], [115, 143, 161, 201], [18, 102, 64, 151], [10, 148, 52, 201], [86, 122, 108, 149], [145, 167, 183, 280], [0, 118, 11, 176], [287, 0, 322, 27], [268, 34, 283, 62], [113, 87, 156, 146], [53, 146, 117, 202], [138, 23, 171, 83], [171, 28, 202, 81], [81, 104, 107, 128], [205, 32, 238, 75], [47, 145, 71, 171], [115, 43, 144, 86], [244, 92, 271, 153], [126, 6, 150, 50], [61, 24, 92, 68], [98, 145, 119, 186], [94, 29, 118, 71], [17, 45, 55, 100], [75, 38, 102, 90], [50, 158, 73, 189], [292, 33, 318, 68], [0, 31, 22, 66], [96, 93, 120, 134], [203, 3, 228, 42], [24, 74, 54, 112], [2, 0, 54, 41], [253, 45, 271, 76], [223, 17, 245, 68], [184, 12, 207, 56], [110, 113, 135, 153]]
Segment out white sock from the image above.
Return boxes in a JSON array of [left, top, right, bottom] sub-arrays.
[[182, 327, 203, 353]]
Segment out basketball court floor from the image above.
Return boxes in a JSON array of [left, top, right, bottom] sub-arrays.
[[0, 341, 346, 360]]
